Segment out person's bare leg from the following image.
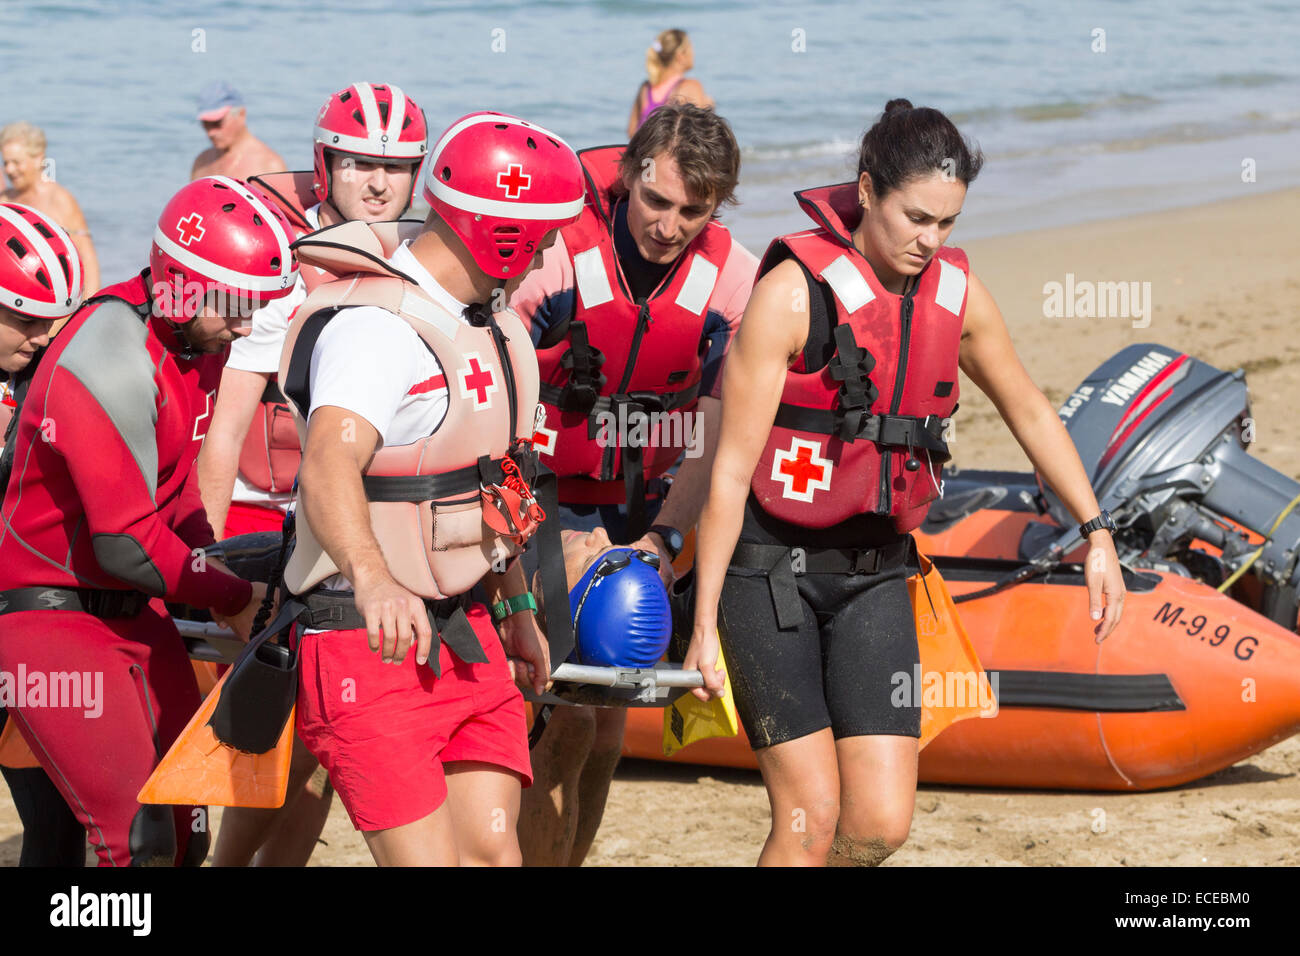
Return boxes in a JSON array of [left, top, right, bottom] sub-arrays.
[[212, 735, 321, 866], [567, 707, 627, 866], [445, 761, 523, 866], [827, 735, 917, 867], [253, 761, 334, 866], [752, 729, 841, 866], [517, 705, 595, 866], [362, 801, 459, 867]]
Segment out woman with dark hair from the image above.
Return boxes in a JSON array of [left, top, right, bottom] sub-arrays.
[[626, 29, 714, 137], [684, 100, 1127, 866]]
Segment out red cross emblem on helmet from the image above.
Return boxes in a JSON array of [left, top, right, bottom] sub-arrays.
[[176, 213, 206, 247], [772, 437, 832, 502], [496, 163, 532, 199], [458, 352, 499, 410]]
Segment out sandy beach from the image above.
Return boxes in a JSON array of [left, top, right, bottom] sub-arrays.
[[3, 186, 1298, 868]]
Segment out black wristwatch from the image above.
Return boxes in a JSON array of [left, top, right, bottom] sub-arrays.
[[1078, 510, 1117, 539], [648, 524, 684, 561]]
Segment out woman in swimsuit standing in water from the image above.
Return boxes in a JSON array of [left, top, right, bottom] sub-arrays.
[[627, 29, 714, 136]]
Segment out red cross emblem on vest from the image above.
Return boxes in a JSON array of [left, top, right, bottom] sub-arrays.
[[176, 213, 206, 247], [531, 407, 557, 456], [771, 437, 832, 502], [458, 352, 499, 410], [496, 163, 531, 199]]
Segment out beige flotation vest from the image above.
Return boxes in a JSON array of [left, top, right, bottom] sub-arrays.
[[277, 219, 543, 600]]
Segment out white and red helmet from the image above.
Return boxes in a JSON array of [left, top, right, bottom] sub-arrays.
[[422, 112, 585, 279], [312, 82, 428, 207], [149, 176, 299, 323], [0, 203, 83, 320]]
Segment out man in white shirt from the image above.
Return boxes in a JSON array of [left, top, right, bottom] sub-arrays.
[[284, 112, 586, 866]]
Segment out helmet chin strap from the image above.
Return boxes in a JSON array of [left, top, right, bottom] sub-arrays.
[[142, 268, 206, 361], [167, 313, 205, 361], [171, 324, 204, 361]]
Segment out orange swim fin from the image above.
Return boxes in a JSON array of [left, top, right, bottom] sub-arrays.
[[910, 547, 997, 749], [0, 714, 40, 769], [137, 669, 293, 809]]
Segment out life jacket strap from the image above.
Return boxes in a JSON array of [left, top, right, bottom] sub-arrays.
[[726, 539, 913, 630], [772, 405, 951, 460]]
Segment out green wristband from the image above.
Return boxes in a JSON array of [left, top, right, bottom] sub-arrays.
[[490, 592, 538, 622]]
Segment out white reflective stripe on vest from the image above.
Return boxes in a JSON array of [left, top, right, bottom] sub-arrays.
[[821, 255, 875, 313], [934, 257, 967, 316], [674, 255, 719, 316], [399, 285, 461, 339], [573, 246, 614, 308]]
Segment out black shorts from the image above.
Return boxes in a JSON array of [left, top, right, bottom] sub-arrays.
[[718, 503, 921, 750]]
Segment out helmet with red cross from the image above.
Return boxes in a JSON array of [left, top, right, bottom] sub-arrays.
[[421, 112, 585, 279], [148, 176, 299, 323]]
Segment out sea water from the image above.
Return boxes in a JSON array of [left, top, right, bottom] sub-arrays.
[[1, 0, 1297, 278]]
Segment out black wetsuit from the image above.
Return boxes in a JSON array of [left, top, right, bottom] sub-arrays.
[[718, 270, 922, 750]]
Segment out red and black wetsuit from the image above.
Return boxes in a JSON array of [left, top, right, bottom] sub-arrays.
[[1, 351, 86, 866], [0, 271, 252, 866]]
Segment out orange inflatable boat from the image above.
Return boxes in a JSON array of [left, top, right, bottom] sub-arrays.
[[625, 345, 1300, 790]]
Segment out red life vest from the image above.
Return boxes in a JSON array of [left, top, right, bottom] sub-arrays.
[[749, 183, 968, 534], [235, 172, 337, 497], [533, 145, 735, 526]]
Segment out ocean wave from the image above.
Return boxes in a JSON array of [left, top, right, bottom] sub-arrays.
[[741, 138, 859, 162]]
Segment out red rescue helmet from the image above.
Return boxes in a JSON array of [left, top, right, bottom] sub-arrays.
[[149, 176, 299, 323], [422, 112, 585, 279], [312, 82, 428, 208], [0, 203, 83, 320]]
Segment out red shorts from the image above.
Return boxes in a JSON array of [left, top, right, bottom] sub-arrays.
[[294, 601, 531, 831], [221, 501, 286, 538]]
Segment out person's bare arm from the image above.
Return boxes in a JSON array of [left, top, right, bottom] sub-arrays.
[[685, 260, 807, 697], [197, 365, 270, 537], [299, 404, 434, 663], [959, 272, 1124, 638], [190, 148, 212, 181], [258, 142, 287, 175], [482, 558, 550, 694], [674, 78, 714, 110], [627, 84, 646, 138], [58, 191, 99, 296]]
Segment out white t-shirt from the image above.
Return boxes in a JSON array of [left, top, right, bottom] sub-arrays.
[[225, 203, 318, 507], [307, 240, 470, 594]]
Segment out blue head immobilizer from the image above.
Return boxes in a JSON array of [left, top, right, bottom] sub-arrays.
[[568, 548, 671, 667]]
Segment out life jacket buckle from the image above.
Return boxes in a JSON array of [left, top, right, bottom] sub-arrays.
[[560, 381, 601, 415], [849, 549, 883, 575], [625, 391, 667, 414]]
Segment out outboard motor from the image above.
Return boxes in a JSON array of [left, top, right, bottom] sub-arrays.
[[1038, 343, 1300, 628]]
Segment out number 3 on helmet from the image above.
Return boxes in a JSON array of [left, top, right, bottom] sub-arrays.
[[422, 112, 586, 279]]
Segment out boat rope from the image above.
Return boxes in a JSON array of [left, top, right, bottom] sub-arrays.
[[1217, 490, 1300, 593]]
